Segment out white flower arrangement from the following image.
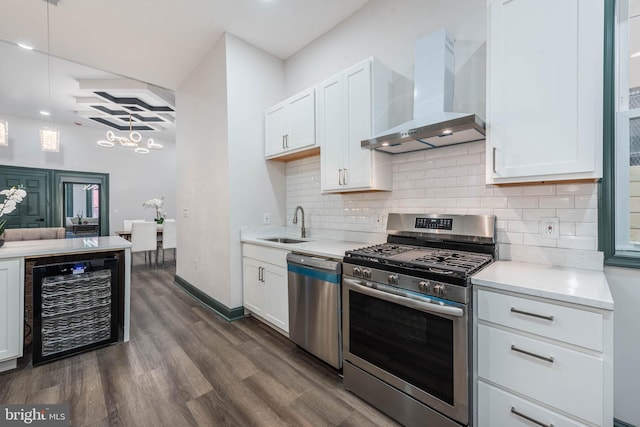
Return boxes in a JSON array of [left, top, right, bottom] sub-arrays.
[[0, 187, 27, 237], [143, 197, 166, 223]]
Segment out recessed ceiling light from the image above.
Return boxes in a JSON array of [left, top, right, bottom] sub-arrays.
[[17, 42, 34, 50], [40, 110, 50, 116], [631, 51, 640, 58]]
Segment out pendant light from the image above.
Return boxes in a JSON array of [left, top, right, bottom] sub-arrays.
[[40, 0, 59, 152], [0, 120, 8, 146], [96, 114, 163, 154]]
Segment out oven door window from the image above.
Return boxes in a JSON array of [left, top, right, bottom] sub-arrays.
[[349, 290, 454, 405]]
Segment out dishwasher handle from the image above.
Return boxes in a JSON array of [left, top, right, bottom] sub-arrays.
[[286, 253, 342, 274]]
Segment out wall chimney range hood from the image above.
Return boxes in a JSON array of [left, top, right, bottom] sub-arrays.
[[362, 29, 485, 154]]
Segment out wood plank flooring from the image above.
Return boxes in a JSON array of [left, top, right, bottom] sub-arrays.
[[0, 254, 400, 427]]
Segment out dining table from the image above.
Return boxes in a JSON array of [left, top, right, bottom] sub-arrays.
[[114, 228, 163, 242]]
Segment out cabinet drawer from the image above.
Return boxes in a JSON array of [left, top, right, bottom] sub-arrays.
[[242, 244, 289, 268], [478, 381, 585, 427], [477, 289, 603, 351], [478, 324, 603, 425]]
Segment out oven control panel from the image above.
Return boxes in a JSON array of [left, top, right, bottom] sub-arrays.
[[415, 217, 453, 230]]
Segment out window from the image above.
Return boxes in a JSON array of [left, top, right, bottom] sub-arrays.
[[601, 0, 640, 266]]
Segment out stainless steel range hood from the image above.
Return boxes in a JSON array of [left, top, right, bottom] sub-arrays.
[[362, 30, 485, 154]]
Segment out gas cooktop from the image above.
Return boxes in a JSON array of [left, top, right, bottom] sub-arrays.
[[345, 243, 493, 278]]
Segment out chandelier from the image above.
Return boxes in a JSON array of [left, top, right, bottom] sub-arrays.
[[96, 114, 163, 154], [0, 120, 7, 146], [39, 0, 59, 152]]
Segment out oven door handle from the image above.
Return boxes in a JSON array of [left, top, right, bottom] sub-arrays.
[[343, 278, 465, 318]]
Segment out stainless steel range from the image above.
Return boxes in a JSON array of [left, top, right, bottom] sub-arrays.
[[342, 213, 496, 427]]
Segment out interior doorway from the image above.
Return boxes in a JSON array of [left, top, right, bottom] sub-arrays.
[[63, 183, 102, 237], [0, 165, 110, 236]]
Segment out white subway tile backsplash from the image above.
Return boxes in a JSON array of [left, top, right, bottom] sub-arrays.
[[539, 196, 574, 209], [522, 208, 557, 220], [556, 183, 597, 195], [481, 197, 509, 208], [493, 208, 525, 221], [508, 220, 539, 234], [523, 233, 558, 248], [522, 185, 556, 196], [507, 197, 538, 209], [497, 231, 524, 245], [492, 186, 523, 197], [457, 153, 482, 165], [557, 236, 597, 251], [285, 145, 600, 266], [575, 194, 598, 209], [576, 222, 598, 237], [557, 208, 596, 222]]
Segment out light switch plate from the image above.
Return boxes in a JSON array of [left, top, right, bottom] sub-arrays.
[[263, 213, 271, 225]]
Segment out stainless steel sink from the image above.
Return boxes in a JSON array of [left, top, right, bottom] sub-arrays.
[[260, 237, 307, 244]]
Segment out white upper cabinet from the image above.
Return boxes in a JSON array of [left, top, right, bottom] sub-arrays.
[[318, 57, 393, 193], [265, 87, 316, 160], [486, 0, 603, 184]]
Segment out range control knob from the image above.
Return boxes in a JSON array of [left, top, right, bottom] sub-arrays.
[[418, 281, 431, 292], [353, 267, 362, 277], [433, 284, 445, 296], [387, 274, 399, 286], [362, 269, 372, 279]]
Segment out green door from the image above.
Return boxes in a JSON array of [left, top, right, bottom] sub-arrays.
[[0, 169, 50, 229]]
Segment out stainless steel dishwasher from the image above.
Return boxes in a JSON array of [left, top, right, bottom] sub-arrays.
[[287, 253, 342, 369]]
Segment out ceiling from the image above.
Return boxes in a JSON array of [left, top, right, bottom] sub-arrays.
[[0, 0, 370, 141]]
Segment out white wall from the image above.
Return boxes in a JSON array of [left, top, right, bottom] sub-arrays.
[[0, 114, 176, 232], [285, 0, 487, 119], [225, 34, 286, 307], [175, 33, 286, 309], [175, 35, 232, 306]]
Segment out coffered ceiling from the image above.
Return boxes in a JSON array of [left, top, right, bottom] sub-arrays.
[[0, 0, 370, 140], [0, 0, 370, 90]]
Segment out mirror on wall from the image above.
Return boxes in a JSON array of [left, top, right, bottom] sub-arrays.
[[63, 183, 100, 237]]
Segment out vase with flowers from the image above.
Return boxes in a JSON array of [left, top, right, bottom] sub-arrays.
[[0, 187, 27, 247], [143, 197, 166, 224]]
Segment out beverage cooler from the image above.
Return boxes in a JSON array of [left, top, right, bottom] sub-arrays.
[[32, 257, 119, 365]]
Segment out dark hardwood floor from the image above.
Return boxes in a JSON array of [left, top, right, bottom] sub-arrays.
[[0, 254, 400, 427]]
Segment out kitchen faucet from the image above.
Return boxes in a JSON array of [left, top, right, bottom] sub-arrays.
[[293, 206, 306, 238]]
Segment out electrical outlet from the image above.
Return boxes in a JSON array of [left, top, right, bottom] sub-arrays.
[[263, 213, 271, 225], [183, 208, 189, 218], [194, 259, 199, 270], [375, 215, 383, 225], [540, 217, 559, 239]]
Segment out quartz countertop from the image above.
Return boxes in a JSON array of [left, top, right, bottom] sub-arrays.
[[240, 229, 375, 260], [0, 236, 131, 259], [472, 260, 613, 310]]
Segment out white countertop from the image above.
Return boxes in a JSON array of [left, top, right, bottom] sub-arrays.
[[0, 236, 131, 259], [472, 260, 613, 310], [240, 230, 372, 260]]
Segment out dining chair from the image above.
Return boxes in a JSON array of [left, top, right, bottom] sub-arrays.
[[130, 222, 158, 266], [123, 219, 145, 232], [160, 220, 177, 266]]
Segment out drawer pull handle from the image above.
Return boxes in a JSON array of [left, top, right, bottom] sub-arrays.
[[511, 345, 554, 363], [511, 307, 554, 321], [511, 407, 553, 427]]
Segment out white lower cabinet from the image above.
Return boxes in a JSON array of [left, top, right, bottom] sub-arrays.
[[0, 258, 23, 370], [475, 288, 613, 427], [478, 382, 585, 427], [242, 244, 289, 334]]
